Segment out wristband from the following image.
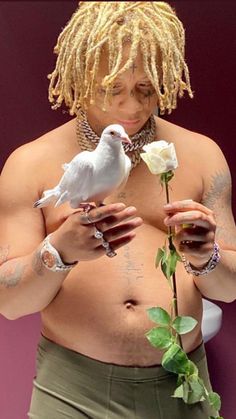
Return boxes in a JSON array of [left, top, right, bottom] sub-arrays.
[[181, 242, 220, 276]]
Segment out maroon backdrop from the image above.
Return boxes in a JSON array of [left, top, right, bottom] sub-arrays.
[[0, 2, 236, 418]]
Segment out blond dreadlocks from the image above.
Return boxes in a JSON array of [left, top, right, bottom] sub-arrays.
[[48, 1, 193, 116]]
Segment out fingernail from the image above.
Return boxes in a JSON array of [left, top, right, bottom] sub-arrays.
[[164, 204, 172, 209], [126, 206, 136, 214], [115, 203, 126, 210]]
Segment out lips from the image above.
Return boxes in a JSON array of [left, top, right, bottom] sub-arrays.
[[117, 119, 140, 126]]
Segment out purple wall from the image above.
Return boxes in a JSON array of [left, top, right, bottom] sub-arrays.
[[0, 2, 236, 418]]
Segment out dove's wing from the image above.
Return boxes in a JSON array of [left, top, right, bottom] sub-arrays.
[[119, 155, 132, 189], [57, 151, 95, 207]]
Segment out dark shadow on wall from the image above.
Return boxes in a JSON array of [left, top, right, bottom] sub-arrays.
[[0, 2, 236, 419]]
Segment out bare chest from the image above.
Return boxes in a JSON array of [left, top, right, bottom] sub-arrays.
[[105, 161, 203, 227], [42, 158, 203, 233]]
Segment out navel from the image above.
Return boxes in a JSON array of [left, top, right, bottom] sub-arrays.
[[124, 299, 138, 309]]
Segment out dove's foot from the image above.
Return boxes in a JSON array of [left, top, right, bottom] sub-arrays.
[[79, 203, 96, 213]]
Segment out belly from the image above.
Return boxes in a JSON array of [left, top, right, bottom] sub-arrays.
[[41, 224, 203, 366]]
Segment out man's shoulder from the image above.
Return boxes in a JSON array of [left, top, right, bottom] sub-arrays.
[[155, 116, 228, 177], [4, 118, 77, 169], [155, 116, 223, 157]]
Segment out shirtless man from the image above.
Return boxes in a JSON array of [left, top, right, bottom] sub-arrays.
[[1, 2, 236, 419]]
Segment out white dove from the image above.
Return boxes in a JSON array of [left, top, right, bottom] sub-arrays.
[[33, 124, 132, 209]]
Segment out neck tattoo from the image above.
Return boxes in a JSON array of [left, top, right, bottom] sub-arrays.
[[76, 108, 157, 169]]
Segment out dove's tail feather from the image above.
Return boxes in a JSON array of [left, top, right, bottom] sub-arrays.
[[33, 187, 61, 208]]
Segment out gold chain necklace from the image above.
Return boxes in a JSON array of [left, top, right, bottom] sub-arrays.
[[76, 109, 157, 169]]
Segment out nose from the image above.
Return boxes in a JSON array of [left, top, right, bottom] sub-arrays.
[[119, 92, 143, 114]]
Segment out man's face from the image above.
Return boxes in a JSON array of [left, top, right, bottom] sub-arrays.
[[86, 45, 159, 136]]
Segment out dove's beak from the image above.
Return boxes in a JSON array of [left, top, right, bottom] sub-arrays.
[[121, 135, 132, 145]]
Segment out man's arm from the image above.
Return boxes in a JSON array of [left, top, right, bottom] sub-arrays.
[[0, 141, 142, 319], [0, 145, 69, 319], [164, 136, 236, 302], [195, 142, 236, 302]]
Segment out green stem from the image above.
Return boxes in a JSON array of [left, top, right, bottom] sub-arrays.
[[164, 174, 183, 349]]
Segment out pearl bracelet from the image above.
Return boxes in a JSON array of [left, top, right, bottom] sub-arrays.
[[181, 242, 221, 276]]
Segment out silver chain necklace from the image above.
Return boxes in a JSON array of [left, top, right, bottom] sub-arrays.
[[76, 109, 157, 169]]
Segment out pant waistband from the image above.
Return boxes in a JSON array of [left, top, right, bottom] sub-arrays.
[[38, 334, 206, 381]]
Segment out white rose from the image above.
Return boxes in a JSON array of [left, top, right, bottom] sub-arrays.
[[140, 141, 178, 175]]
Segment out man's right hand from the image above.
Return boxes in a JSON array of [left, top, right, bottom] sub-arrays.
[[49, 203, 143, 264]]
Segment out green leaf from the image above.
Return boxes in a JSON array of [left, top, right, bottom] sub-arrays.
[[182, 381, 190, 403], [169, 249, 180, 274], [177, 374, 185, 387], [176, 250, 182, 261], [208, 391, 221, 412], [172, 383, 184, 399], [146, 327, 172, 349], [147, 307, 171, 326], [187, 376, 206, 404], [162, 343, 190, 374], [155, 247, 165, 268], [172, 316, 198, 335], [160, 170, 174, 184], [187, 360, 199, 376], [177, 378, 205, 405], [161, 249, 180, 281]]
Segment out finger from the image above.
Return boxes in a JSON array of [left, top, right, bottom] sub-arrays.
[[175, 231, 214, 244], [163, 200, 214, 216], [165, 211, 216, 230], [95, 232, 137, 255], [178, 241, 214, 259], [102, 217, 143, 241], [79, 203, 126, 225], [96, 207, 139, 232], [174, 226, 215, 241]]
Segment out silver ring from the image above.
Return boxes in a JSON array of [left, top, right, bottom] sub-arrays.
[[80, 211, 94, 225], [101, 238, 117, 257], [94, 227, 103, 240], [106, 248, 117, 258], [102, 239, 110, 249]]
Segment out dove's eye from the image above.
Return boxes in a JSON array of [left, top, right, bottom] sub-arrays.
[[110, 131, 116, 136]]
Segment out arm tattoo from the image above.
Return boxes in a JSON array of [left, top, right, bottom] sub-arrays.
[[117, 192, 126, 199], [0, 262, 27, 288], [202, 170, 232, 209], [202, 170, 236, 246]]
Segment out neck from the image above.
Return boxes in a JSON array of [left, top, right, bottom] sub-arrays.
[[76, 108, 157, 169], [86, 114, 104, 137]]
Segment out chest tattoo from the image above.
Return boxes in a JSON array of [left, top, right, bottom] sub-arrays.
[[122, 245, 143, 283]]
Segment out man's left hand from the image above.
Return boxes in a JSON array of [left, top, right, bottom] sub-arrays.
[[163, 199, 216, 267]]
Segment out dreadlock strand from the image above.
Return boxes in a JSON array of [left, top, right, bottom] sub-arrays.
[[48, 1, 193, 115]]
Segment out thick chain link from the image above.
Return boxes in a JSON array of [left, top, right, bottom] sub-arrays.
[[76, 109, 157, 169]]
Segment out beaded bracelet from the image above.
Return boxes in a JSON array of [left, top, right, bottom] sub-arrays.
[[181, 242, 221, 276]]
